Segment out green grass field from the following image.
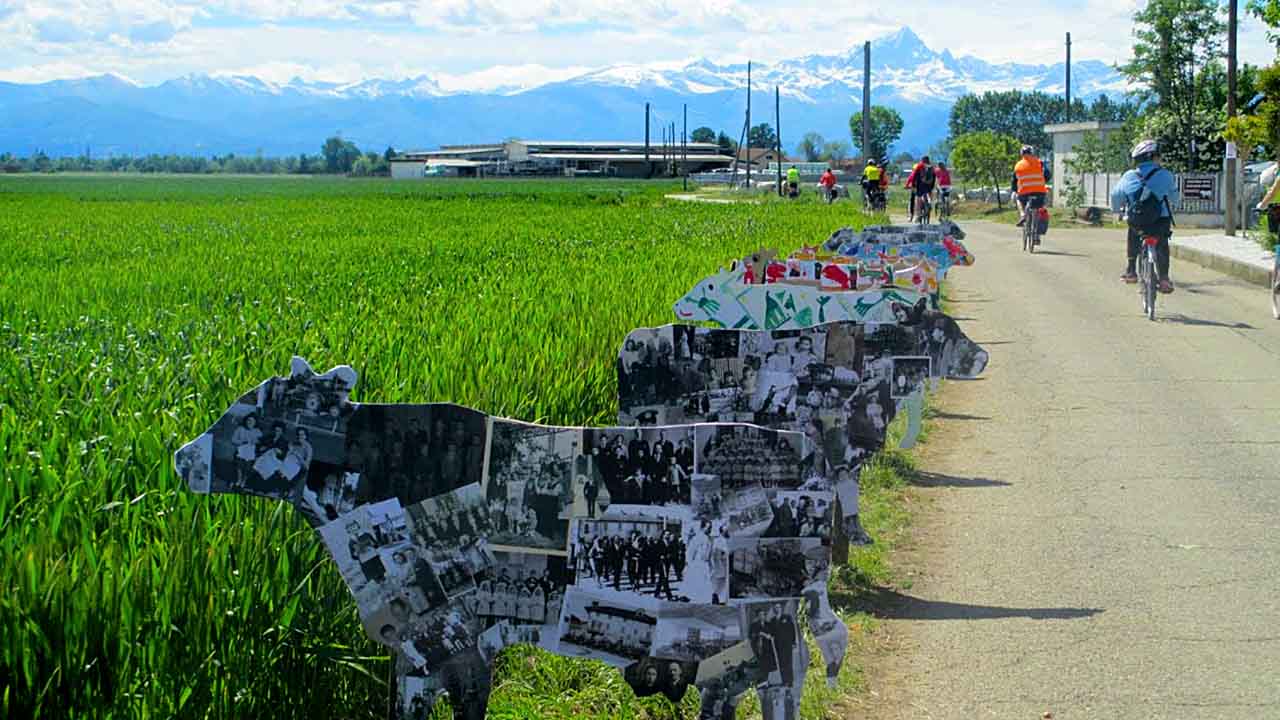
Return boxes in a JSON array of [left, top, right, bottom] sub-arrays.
[[0, 175, 915, 719]]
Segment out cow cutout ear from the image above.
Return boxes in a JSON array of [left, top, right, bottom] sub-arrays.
[[912, 298, 928, 322], [290, 356, 316, 378]]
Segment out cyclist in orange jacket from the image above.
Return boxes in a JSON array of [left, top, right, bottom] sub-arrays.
[[1012, 146, 1049, 228]]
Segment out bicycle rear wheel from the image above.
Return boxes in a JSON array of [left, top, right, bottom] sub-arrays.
[[1142, 247, 1158, 320], [1271, 264, 1279, 320]]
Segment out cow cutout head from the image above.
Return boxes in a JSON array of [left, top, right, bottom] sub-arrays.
[[173, 357, 358, 499], [673, 266, 742, 326]]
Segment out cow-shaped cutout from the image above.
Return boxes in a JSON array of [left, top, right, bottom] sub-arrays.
[[175, 358, 853, 720], [614, 318, 988, 537], [824, 224, 976, 277], [673, 264, 924, 330]]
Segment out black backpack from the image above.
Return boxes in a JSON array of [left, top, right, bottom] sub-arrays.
[[1126, 167, 1171, 231], [918, 165, 936, 188]]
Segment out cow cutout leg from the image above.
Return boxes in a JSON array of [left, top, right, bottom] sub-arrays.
[[755, 608, 808, 720], [439, 650, 493, 720], [805, 587, 849, 686]]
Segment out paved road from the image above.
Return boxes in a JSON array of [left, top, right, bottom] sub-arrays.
[[862, 222, 1280, 719]]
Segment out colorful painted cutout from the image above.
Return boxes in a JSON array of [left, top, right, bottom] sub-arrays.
[[673, 265, 925, 330], [175, 357, 852, 720], [824, 223, 976, 277]]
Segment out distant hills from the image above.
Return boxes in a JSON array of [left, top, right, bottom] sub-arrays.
[[0, 27, 1128, 159]]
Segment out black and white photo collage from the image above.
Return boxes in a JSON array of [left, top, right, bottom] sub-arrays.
[[178, 357, 857, 720]]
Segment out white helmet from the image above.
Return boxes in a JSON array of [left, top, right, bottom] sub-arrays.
[[1130, 139, 1159, 160]]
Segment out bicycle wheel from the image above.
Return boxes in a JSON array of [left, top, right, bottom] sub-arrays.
[[1022, 216, 1031, 252], [1271, 262, 1279, 320], [1152, 244, 1162, 317]]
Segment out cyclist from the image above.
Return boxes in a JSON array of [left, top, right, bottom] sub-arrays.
[[1011, 145, 1048, 233], [786, 165, 801, 198], [861, 160, 882, 207], [904, 155, 937, 223], [819, 167, 838, 202], [935, 162, 953, 215], [1110, 139, 1176, 293]]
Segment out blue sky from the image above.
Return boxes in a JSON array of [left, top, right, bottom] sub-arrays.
[[0, 0, 1274, 90]]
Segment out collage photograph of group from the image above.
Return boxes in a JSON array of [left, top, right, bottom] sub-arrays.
[[179, 342, 908, 719]]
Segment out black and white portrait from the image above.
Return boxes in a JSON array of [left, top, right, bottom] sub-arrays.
[[890, 356, 932, 400], [484, 421, 579, 553]]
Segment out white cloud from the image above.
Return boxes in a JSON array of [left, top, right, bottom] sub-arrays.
[[1, 0, 1276, 87]]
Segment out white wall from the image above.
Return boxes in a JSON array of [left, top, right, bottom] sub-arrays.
[[390, 161, 426, 179]]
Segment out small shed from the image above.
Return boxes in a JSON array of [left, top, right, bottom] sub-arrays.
[[1042, 121, 1127, 208]]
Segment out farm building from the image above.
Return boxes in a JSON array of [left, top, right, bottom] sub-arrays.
[[390, 140, 734, 179]]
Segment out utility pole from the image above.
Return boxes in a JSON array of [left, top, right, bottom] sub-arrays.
[[682, 103, 688, 191], [776, 86, 783, 197], [1065, 33, 1072, 122], [1226, 0, 1239, 235], [644, 103, 651, 176], [746, 60, 752, 191], [862, 42, 871, 162]]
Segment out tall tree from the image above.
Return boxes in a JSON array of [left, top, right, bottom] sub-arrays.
[[691, 127, 717, 144], [748, 123, 778, 150], [949, 91, 1088, 152], [821, 141, 850, 163], [1117, 0, 1225, 170], [716, 132, 737, 154], [1247, 0, 1280, 50], [950, 131, 1021, 209], [797, 132, 826, 161], [848, 106, 904, 161], [321, 136, 362, 174]]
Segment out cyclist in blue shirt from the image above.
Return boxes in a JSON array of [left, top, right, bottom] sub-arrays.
[[1111, 139, 1177, 293]]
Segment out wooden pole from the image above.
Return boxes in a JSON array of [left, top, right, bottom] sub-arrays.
[[644, 103, 651, 177], [683, 103, 688, 191], [746, 60, 752, 191], [1065, 33, 1072, 123], [1226, 0, 1239, 235], [862, 42, 871, 162], [776, 86, 783, 197]]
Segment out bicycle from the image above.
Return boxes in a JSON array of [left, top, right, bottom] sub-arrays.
[[1020, 201, 1039, 253], [938, 188, 952, 220], [1137, 233, 1160, 321], [1272, 242, 1279, 320], [914, 193, 932, 226]]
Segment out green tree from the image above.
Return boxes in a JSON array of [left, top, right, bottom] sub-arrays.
[[951, 131, 1021, 209], [849, 106, 904, 160], [928, 137, 953, 164], [796, 132, 825, 161], [1247, 0, 1280, 50], [747, 123, 778, 150], [321, 135, 362, 174], [1117, 0, 1225, 170], [821, 141, 850, 163], [691, 126, 717, 144], [1067, 131, 1107, 176], [949, 90, 1087, 152], [716, 131, 737, 154]]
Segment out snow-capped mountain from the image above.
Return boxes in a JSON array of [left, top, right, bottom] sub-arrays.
[[0, 27, 1125, 158]]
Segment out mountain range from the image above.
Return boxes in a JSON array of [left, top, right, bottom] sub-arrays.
[[0, 28, 1128, 159]]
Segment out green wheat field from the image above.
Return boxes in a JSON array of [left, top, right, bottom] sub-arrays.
[[0, 176, 915, 719]]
